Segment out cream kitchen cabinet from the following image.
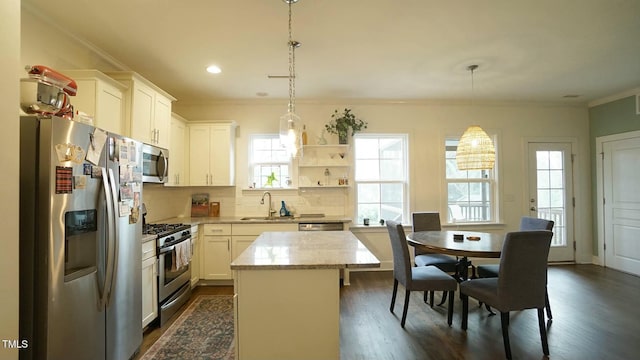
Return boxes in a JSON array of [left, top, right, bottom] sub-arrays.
[[141, 240, 158, 328], [166, 113, 188, 186], [231, 236, 255, 266], [106, 71, 175, 149], [190, 224, 200, 287], [62, 69, 127, 134], [188, 122, 236, 186], [201, 224, 232, 280], [298, 145, 351, 189]]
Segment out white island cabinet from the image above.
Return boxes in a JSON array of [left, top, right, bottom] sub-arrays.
[[231, 231, 380, 360]]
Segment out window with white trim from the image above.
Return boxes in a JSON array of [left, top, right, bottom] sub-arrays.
[[354, 134, 408, 224], [445, 138, 497, 223], [249, 134, 291, 189]]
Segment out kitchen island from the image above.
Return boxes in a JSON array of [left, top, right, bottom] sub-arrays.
[[230, 231, 380, 360]]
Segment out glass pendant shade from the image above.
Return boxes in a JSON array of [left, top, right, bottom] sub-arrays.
[[456, 125, 495, 170], [280, 110, 301, 158]]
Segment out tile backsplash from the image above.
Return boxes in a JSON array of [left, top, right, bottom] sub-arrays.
[[143, 184, 350, 222]]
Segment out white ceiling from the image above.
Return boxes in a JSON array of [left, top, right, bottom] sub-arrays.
[[22, 0, 640, 105]]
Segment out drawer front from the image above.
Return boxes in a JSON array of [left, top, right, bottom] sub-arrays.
[[203, 223, 232, 236], [142, 240, 156, 260], [232, 223, 298, 236]]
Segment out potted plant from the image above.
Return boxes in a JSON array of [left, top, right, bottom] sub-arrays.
[[325, 108, 368, 144]]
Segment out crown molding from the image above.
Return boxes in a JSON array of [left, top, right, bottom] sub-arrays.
[[175, 97, 587, 109], [588, 87, 640, 108]]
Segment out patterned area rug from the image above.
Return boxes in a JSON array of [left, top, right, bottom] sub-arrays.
[[140, 295, 235, 360]]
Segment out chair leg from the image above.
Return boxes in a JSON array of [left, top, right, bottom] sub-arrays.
[[390, 279, 398, 313], [500, 312, 512, 360], [437, 291, 448, 306], [424, 291, 428, 303], [429, 291, 435, 308], [545, 288, 553, 320], [401, 290, 410, 328], [485, 303, 496, 316], [538, 308, 550, 356], [461, 294, 469, 330], [447, 290, 454, 326]]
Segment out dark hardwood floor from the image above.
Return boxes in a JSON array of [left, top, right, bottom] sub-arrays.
[[136, 265, 640, 360]]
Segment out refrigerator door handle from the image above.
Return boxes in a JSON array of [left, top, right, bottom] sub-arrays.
[[100, 167, 117, 309], [104, 168, 120, 307]]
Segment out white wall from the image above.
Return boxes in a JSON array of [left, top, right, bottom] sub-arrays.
[[20, 7, 121, 72], [1, 1, 20, 359], [171, 100, 593, 264]]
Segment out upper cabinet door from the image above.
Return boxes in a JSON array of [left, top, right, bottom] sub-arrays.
[[105, 71, 176, 145], [130, 82, 155, 144], [96, 81, 126, 134], [189, 124, 213, 186], [61, 69, 126, 134], [188, 122, 236, 186], [153, 94, 172, 149], [167, 113, 187, 187], [210, 125, 235, 186]]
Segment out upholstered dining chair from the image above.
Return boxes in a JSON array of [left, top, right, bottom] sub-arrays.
[[460, 230, 553, 360], [386, 220, 458, 328], [476, 216, 555, 319], [411, 212, 458, 306]]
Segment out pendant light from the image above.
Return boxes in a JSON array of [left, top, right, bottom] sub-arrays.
[[279, 0, 302, 158], [456, 65, 495, 170]]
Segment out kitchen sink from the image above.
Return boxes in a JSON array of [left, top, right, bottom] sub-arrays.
[[240, 216, 294, 221]]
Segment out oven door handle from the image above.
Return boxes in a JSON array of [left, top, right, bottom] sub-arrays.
[[159, 238, 190, 255], [159, 236, 191, 254], [159, 245, 175, 255]]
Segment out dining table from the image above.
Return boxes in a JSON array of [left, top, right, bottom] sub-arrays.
[[406, 230, 505, 281]]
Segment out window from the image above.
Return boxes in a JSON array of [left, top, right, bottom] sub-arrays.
[[249, 135, 291, 188], [445, 138, 496, 223], [354, 134, 408, 224]]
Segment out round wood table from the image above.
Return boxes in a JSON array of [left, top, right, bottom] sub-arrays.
[[406, 230, 505, 281]]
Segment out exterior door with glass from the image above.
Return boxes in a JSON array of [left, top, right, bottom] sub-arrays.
[[528, 142, 575, 262]]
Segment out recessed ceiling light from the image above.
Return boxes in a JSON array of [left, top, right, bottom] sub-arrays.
[[206, 65, 222, 74]]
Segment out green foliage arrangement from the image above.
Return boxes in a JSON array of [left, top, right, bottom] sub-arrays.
[[325, 108, 368, 143]]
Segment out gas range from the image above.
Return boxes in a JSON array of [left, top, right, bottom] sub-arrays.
[[143, 223, 191, 247], [144, 222, 193, 327]]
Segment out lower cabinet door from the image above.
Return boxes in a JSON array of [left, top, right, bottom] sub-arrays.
[[141, 256, 158, 327], [202, 236, 232, 280]]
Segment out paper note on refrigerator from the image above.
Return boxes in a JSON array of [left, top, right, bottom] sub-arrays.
[[86, 129, 107, 165]]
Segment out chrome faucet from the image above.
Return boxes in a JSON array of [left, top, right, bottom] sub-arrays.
[[260, 191, 276, 218]]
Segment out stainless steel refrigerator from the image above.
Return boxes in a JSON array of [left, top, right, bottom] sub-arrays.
[[20, 116, 143, 360]]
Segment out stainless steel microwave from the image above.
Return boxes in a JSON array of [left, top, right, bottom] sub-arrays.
[[141, 143, 169, 183]]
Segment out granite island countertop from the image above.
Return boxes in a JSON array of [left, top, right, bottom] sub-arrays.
[[230, 231, 380, 270], [152, 215, 351, 226]]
